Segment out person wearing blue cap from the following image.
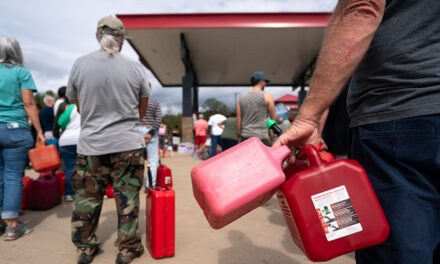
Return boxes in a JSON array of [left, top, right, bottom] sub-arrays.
[[236, 72, 282, 146]]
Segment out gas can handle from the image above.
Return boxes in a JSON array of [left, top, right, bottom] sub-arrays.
[[297, 144, 323, 168]]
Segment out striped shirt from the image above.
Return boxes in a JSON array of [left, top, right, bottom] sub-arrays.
[[141, 97, 162, 136]]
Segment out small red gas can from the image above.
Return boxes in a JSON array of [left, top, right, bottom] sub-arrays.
[[21, 176, 34, 210], [277, 144, 389, 262], [54, 170, 66, 196], [105, 184, 115, 198], [157, 165, 172, 188]]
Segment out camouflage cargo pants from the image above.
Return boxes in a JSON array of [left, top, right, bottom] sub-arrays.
[[71, 149, 144, 251]]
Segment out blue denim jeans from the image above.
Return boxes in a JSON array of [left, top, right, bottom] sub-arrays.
[[59, 145, 77, 196], [350, 115, 440, 264], [0, 123, 34, 219], [210, 135, 222, 157], [144, 131, 159, 188]]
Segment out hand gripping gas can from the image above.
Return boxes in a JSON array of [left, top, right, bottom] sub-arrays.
[[191, 137, 290, 229], [277, 144, 389, 262]]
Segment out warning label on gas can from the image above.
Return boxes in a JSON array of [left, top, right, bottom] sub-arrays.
[[311, 185, 362, 241], [165, 177, 171, 184]]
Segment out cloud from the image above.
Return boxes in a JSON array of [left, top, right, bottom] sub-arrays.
[[1, 0, 336, 112]]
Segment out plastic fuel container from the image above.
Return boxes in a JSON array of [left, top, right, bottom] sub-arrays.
[[191, 137, 290, 229], [146, 165, 175, 259], [277, 144, 389, 262], [157, 165, 173, 188], [28, 142, 60, 172]]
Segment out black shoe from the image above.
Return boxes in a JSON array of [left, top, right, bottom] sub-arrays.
[[77, 247, 99, 264], [0, 220, 6, 236], [115, 247, 144, 264]]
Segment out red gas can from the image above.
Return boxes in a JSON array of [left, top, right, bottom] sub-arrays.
[[54, 170, 66, 195], [105, 184, 115, 198], [146, 187, 175, 259], [157, 165, 172, 188], [21, 176, 34, 210], [29, 174, 61, 210], [191, 137, 289, 229], [277, 144, 389, 262], [146, 165, 175, 259]]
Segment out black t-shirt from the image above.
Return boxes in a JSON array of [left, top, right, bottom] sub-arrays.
[[347, 0, 440, 127]]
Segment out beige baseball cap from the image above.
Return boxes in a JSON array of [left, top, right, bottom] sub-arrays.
[[97, 15, 126, 37]]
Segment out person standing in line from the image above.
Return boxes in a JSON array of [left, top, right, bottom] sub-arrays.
[[0, 36, 45, 241], [166, 139, 174, 157], [39, 95, 55, 140], [158, 123, 167, 159], [171, 125, 180, 151], [193, 114, 209, 155], [237, 72, 282, 146], [208, 111, 226, 157], [57, 101, 80, 202], [220, 112, 239, 151], [275, 1, 440, 263], [53, 86, 67, 117], [67, 16, 150, 264], [140, 96, 162, 189]]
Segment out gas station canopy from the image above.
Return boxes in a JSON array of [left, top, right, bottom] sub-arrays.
[[117, 13, 331, 87]]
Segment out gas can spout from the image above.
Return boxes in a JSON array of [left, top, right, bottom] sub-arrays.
[[297, 144, 323, 168], [269, 145, 291, 165], [266, 119, 282, 136]]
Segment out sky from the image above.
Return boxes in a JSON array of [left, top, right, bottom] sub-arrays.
[[1, 0, 337, 114]]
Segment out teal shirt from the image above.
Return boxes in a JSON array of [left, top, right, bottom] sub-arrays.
[[0, 64, 37, 128]]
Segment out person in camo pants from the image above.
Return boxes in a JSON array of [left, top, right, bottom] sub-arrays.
[[71, 150, 144, 252], [67, 15, 150, 264]]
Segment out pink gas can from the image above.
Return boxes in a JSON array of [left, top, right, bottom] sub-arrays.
[[191, 137, 290, 229], [277, 144, 389, 262]]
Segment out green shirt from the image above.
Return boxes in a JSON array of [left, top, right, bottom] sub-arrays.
[[221, 117, 238, 141], [0, 64, 37, 128]]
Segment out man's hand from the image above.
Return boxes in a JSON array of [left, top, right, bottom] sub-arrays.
[[273, 114, 322, 164], [144, 134, 152, 143]]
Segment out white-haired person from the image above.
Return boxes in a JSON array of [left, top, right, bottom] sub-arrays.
[[0, 36, 45, 240], [67, 16, 150, 264]]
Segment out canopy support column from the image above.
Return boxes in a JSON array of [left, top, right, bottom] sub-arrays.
[[181, 33, 199, 143], [292, 58, 316, 110], [298, 74, 307, 109]]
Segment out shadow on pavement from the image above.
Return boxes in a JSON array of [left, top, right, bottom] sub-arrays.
[[21, 200, 72, 229], [94, 198, 147, 248], [263, 198, 287, 227], [218, 230, 301, 264]]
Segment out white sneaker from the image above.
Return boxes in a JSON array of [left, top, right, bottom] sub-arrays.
[[65, 195, 74, 202]]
